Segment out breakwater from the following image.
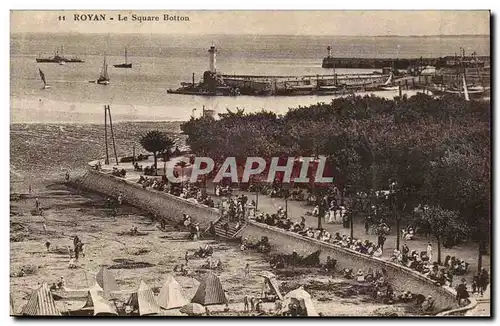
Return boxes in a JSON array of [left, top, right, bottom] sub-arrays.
[[321, 55, 490, 69], [77, 161, 465, 313]]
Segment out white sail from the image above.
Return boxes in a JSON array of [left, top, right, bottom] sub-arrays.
[[462, 74, 470, 101], [383, 72, 394, 85]]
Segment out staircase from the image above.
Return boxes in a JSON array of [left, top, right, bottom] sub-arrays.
[[213, 219, 245, 240]]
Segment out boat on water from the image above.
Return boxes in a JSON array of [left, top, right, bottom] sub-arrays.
[[90, 57, 110, 85], [113, 48, 132, 68], [38, 68, 51, 89], [36, 46, 84, 63]]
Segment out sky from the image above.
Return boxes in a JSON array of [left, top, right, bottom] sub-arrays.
[[10, 10, 490, 36]]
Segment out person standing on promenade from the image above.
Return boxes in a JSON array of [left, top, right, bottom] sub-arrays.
[[478, 268, 490, 296], [426, 243, 433, 262], [377, 234, 386, 252]]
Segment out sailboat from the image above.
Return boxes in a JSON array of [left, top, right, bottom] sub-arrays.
[[38, 68, 51, 89], [113, 48, 132, 68], [90, 57, 110, 85]]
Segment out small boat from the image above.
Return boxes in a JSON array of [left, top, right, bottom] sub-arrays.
[[90, 57, 110, 85], [58, 61, 65, 66], [113, 48, 132, 68], [379, 72, 399, 91], [381, 85, 400, 91], [38, 68, 51, 89]]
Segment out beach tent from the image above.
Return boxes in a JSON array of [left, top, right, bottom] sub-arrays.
[[127, 279, 162, 316], [282, 286, 318, 316], [96, 266, 119, 297], [21, 283, 61, 316], [80, 283, 118, 316], [157, 274, 188, 309], [259, 274, 283, 301], [191, 272, 227, 305]]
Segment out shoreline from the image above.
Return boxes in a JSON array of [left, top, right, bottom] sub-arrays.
[[10, 90, 422, 124]]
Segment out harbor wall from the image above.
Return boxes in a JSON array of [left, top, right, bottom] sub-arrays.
[[78, 164, 459, 313], [76, 169, 220, 228], [239, 222, 459, 312]]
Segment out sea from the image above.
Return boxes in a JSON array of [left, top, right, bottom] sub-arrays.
[[10, 33, 489, 123]]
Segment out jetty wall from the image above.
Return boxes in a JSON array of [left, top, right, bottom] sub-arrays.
[[239, 222, 459, 311], [78, 165, 459, 312], [76, 169, 220, 228]]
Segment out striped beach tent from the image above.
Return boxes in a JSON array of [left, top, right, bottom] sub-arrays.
[[21, 283, 61, 316], [259, 274, 283, 301], [127, 279, 161, 316], [157, 274, 188, 310], [191, 272, 227, 306], [95, 266, 119, 297]]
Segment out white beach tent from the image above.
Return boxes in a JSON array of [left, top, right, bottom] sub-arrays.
[[156, 273, 188, 309], [282, 286, 319, 316]]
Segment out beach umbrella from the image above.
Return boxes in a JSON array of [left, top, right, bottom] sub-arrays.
[[180, 303, 205, 316]]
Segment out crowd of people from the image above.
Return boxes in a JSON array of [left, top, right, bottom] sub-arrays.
[[137, 176, 215, 207], [111, 167, 127, 178], [125, 159, 487, 311], [252, 202, 486, 307]]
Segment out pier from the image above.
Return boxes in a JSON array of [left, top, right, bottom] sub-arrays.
[[168, 45, 396, 97], [321, 45, 490, 70]]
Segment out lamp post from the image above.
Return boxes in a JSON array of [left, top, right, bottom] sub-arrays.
[[132, 143, 135, 166], [255, 191, 259, 216], [284, 188, 290, 218], [317, 195, 325, 230], [390, 180, 400, 251], [350, 197, 358, 239]]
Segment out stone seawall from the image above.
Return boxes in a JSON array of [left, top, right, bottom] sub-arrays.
[[78, 166, 459, 313], [76, 169, 220, 228], [239, 222, 459, 312]]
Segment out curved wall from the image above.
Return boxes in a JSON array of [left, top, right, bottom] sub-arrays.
[[239, 222, 459, 311], [77, 166, 460, 312], [76, 169, 220, 228]]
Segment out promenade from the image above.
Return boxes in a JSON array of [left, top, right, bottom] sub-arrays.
[[96, 155, 490, 315]]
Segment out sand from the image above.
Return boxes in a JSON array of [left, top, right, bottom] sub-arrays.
[[9, 180, 421, 316]]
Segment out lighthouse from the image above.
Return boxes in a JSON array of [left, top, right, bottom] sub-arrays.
[[327, 45, 332, 58], [208, 44, 217, 73]]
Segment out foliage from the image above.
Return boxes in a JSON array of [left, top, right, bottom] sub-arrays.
[[421, 206, 468, 242], [180, 94, 490, 245], [139, 130, 175, 174]]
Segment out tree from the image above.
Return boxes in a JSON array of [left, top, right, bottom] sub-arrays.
[[139, 130, 175, 175], [421, 206, 468, 264]]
